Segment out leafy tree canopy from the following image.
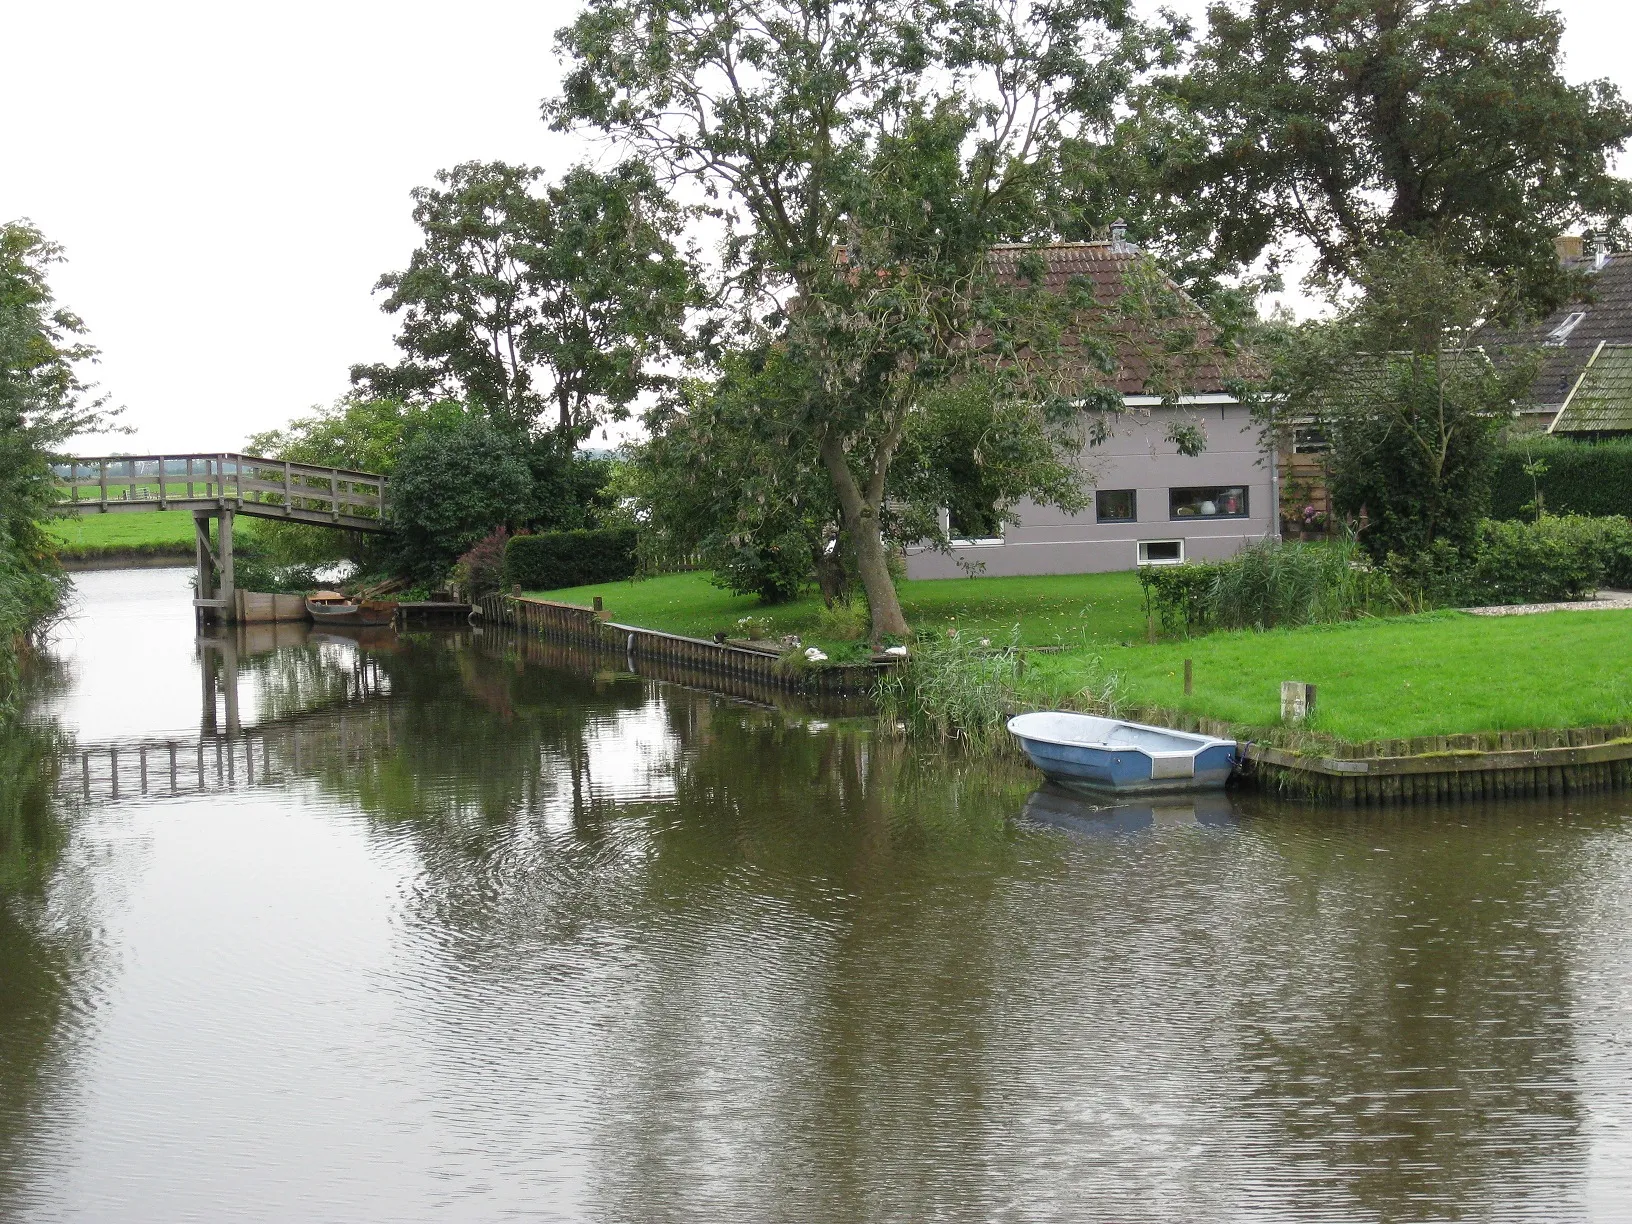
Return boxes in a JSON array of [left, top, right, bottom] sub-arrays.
[[353, 159, 703, 438], [1126, 0, 1632, 312], [388, 415, 534, 581], [1268, 239, 1542, 559], [550, 0, 1213, 642], [1, 220, 112, 684], [247, 394, 467, 475]]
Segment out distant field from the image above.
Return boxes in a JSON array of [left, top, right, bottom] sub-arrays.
[[526, 569, 1149, 652], [45, 510, 256, 556]]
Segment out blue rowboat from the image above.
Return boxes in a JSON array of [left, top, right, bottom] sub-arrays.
[[1007, 711, 1237, 794]]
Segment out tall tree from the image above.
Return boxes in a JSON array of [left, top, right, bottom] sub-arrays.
[[1135, 0, 1632, 310], [353, 159, 702, 437], [1271, 239, 1540, 559], [1, 221, 110, 690], [550, 0, 1205, 643]]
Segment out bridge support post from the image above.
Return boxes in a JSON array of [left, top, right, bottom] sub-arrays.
[[218, 507, 236, 620], [194, 510, 213, 623], [192, 509, 237, 623]]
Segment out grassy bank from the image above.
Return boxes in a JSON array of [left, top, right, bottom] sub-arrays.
[[44, 510, 256, 560], [1023, 608, 1632, 742], [524, 569, 1149, 651], [528, 568, 1632, 743]]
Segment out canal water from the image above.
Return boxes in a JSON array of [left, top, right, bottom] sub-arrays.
[[4, 568, 1632, 1221]]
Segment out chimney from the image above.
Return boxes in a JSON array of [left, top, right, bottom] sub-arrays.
[[1110, 219, 1128, 244], [1555, 233, 1584, 264], [1594, 233, 1612, 270]]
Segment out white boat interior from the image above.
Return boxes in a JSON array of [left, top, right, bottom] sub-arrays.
[[1007, 711, 1217, 753]]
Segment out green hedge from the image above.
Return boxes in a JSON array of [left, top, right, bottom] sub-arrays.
[[1385, 515, 1632, 607], [1491, 437, 1632, 520], [504, 528, 639, 592]]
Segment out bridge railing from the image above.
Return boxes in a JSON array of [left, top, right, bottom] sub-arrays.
[[51, 453, 388, 528]]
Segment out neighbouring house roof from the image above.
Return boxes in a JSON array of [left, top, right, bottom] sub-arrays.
[[1478, 252, 1632, 412], [1550, 342, 1632, 435], [984, 241, 1248, 398]]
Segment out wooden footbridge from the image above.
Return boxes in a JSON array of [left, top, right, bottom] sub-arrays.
[[53, 454, 390, 620]]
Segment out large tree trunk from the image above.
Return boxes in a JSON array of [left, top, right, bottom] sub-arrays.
[[819, 433, 910, 647]]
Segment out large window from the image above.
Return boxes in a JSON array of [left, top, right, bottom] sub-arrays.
[[1169, 485, 1248, 520], [1096, 489, 1137, 523]]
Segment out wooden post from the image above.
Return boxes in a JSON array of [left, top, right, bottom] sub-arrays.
[[1183, 658, 1193, 696], [218, 508, 235, 619], [593, 596, 604, 614], [1281, 680, 1316, 724], [193, 511, 214, 609]]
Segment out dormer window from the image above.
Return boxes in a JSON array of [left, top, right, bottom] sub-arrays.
[[1547, 312, 1587, 346]]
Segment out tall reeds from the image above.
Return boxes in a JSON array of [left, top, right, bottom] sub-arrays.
[[1209, 537, 1395, 630], [878, 627, 1126, 748]]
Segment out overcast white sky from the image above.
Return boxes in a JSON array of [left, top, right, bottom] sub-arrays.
[[4, 0, 1630, 457]]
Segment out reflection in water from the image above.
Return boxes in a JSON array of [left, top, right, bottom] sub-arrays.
[[2, 567, 1632, 1220]]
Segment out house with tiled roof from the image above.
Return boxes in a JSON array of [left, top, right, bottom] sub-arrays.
[[905, 235, 1278, 578], [1480, 233, 1632, 427], [1550, 342, 1632, 437]]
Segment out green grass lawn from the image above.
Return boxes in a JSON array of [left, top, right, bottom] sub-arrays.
[[45, 510, 256, 553], [526, 569, 1149, 652], [1023, 608, 1632, 742]]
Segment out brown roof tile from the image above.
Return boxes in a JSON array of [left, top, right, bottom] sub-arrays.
[[984, 241, 1245, 397]]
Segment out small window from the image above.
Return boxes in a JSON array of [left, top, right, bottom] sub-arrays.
[[1170, 486, 1249, 520], [1096, 488, 1137, 522], [1547, 311, 1587, 346], [1292, 426, 1328, 454], [1138, 540, 1184, 566]]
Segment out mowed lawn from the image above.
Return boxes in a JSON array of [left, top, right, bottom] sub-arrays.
[[45, 510, 256, 551], [527, 569, 1149, 648], [1024, 608, 1632, 742]]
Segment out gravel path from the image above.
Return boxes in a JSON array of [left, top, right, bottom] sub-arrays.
[[1464, 589, 1632, 616]]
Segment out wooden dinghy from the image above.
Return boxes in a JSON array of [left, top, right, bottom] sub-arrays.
[[1007, 711, 1238, 794], [305, 591, 397, 628]]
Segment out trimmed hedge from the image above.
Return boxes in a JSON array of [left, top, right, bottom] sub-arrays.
[[1491, 437, 1632, 520], [504, 528, 639, 592], [1385, 515, 1632, 607]]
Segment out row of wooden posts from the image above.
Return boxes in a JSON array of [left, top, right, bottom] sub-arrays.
[[483, 593, 890, 697]]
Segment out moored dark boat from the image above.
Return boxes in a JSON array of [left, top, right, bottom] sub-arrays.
[[305, 591, 397, 628]]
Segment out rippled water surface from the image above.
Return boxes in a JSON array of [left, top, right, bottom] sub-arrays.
[[4, 568, 1632, 1221]]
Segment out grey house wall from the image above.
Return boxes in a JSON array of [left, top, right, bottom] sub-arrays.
[[904, 400, 1276, 579]]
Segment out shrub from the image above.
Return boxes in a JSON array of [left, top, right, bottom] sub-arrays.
[[1385, 515, 1632, 608], [1139, 538, 1394, 635], [1491, 437, 1632, 520], [230, 554, 324, 595], [1138, 562, 1222, 635], [453, 529, 508, 601], [504, 528, 639, 591], [388, 417, 533, 581]]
